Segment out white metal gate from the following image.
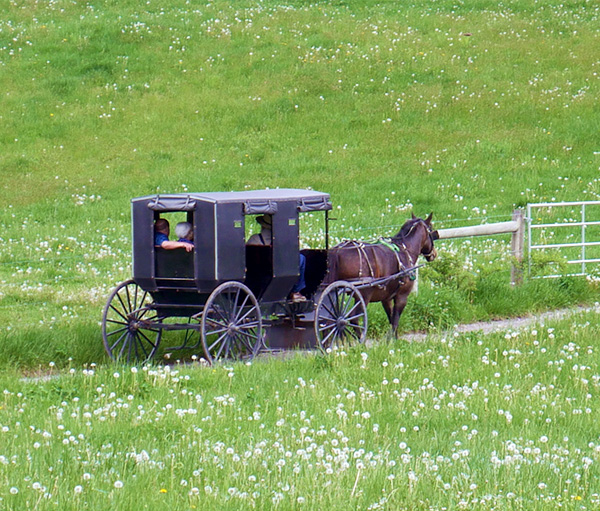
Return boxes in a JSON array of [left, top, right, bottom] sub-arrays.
[[527, 201, 600, 278]]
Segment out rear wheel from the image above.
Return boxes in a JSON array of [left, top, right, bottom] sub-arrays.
[[201, 282, 263, 364], [102, 280, 162, 363], [314, 281, 368, 350]]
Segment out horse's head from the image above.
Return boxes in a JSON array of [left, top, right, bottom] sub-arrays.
[[396, 213, 438, 262], [420, 213, 438, 262]]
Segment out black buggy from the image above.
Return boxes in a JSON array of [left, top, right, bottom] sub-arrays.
[[101, 189, 369, 363]]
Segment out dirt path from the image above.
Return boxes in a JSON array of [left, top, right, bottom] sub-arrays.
[[401, 304, 599, 342]]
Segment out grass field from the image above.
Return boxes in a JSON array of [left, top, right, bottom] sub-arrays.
[[2, 0, 600, 508], [2, 308, 600, 509]]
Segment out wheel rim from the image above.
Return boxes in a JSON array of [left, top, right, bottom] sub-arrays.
[[315, 282, 367, 350], [102, 280, 162, 363], [201, 282, 263, 364]]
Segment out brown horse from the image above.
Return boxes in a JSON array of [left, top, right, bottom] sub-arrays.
[[324, 214, 438, 335]]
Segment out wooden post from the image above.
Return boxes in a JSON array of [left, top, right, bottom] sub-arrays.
[[436, 210, 526, 286], [511, 209, 524, 285]]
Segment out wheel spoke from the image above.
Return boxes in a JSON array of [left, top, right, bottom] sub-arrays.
[[205, 315, 228, 329], [322, 300, 337, 319], [337, 291, 349, 315], [232, 288, 242, 316], [329, 291, 341, 317], [238, 319, 260, 331], [223, 337, 232, 359], [236, 329, 260, 345], [106, 318, 128, 327], [137, 306, 156, 321], [345, 311, 366, 322], [137, 290, 148, 311], [124, 285, 133, 314], [134, 333, 149, 359], [211, 303, 231, 325], [109, 303, 129, 323], [106, 325, 129, 338], [208, 331, 229, 353], [234, 303, 254, 325], [234, 333, 256, 353], [344, 325, 360, 342], [215, 335, 230, 360], [205, 325, 229, 336], [110, 331, 129, 352], [345, 301, 362, 316], [219, 294, 234, 320], [233, 294, 251, 322], [118, 333, 132, 358], [320, 327, 338, 347], [138, 329, 157, 349], [141, 327, 162, 334], [131, 332, 138, 362], [133, 285, 139, 312], [318, 322, 337, 333]]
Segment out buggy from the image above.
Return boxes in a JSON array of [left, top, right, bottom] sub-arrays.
[[101, 189, 371, 363]]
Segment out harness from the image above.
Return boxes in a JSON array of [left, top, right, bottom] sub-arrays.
[[336, 240, 375, 278], [336, 238, 406, 279], [376, 239, 407, 273], [334, 219, 435, 282]]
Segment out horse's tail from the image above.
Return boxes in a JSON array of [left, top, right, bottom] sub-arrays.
[[322, 248, 340, 285]]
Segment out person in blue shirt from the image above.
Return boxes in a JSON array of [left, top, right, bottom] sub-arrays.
[[175, 222, 194, 245], [246, 215, 306, 301], [154, 218, 193, 252]]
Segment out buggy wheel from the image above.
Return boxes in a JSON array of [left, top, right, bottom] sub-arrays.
[[102, 280, 162, 363], [201, 282, 263, 364], [314, 281, 368, 350]]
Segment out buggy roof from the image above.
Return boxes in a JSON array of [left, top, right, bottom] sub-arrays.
[[133, 189, 332, 214]]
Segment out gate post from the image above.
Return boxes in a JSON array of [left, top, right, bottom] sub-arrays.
[[511, 209, 525, 285]]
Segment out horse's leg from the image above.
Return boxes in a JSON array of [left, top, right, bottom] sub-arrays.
[[381, 299, 396, 340], [390, 294, 409, 337], [381, 299, 394, 324]]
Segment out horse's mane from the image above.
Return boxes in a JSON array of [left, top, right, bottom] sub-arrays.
[[393, 218, 423, 242]]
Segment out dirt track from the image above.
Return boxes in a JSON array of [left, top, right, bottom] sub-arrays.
[[401, 304, 599, 342]]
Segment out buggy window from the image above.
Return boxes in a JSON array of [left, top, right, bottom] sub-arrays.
[[153, 211, 195, 280]]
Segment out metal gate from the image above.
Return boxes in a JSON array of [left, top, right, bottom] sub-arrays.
[[527, 201, 600, 278]]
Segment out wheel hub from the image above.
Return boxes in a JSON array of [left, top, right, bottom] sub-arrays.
[[336, 318, 348, 328]]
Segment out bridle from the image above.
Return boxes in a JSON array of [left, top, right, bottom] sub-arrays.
[[421, 222, 439, 260], [395, 219, 438, 262]]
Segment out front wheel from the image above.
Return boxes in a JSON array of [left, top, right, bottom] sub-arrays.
[[314, 281, 368, 350], [102, 280, 162, 363], [201, 282, 263, 364]]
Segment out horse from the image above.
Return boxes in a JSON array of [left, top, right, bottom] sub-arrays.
[[324, 213, 438, 336]]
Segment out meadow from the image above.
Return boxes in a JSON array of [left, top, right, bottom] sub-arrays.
[[2, 309, 600, 509], [2, 0, 600, 508]]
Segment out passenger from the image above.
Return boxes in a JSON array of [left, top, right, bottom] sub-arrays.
[[247, 214, 272, 246], [154, 218, 193, 252], [175, 222, 194, 245], [247, 215, 306, 301]]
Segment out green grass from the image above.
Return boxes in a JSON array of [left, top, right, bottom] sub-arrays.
[[1, 309, 600, 509], [2, 0, 600, 368]]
